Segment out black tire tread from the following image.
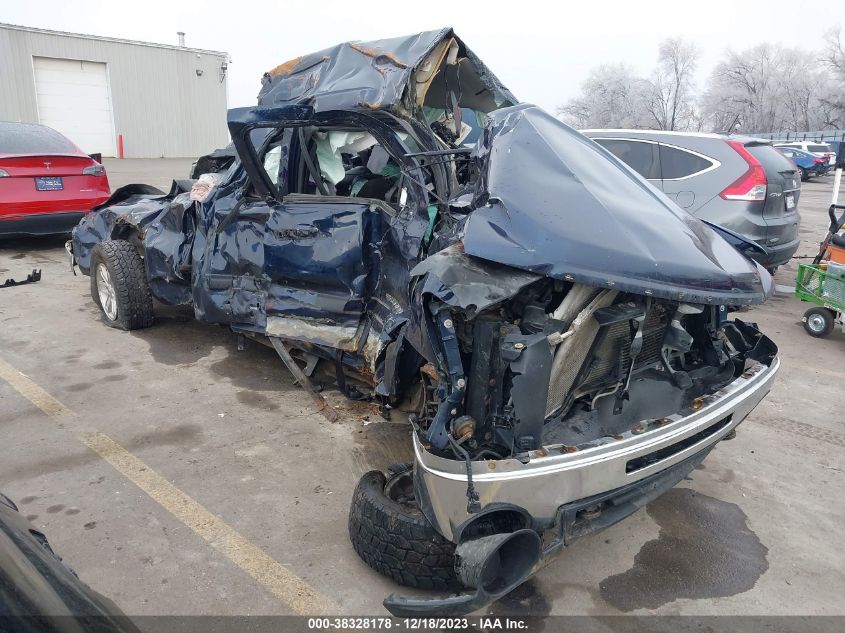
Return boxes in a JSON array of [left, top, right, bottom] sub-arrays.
[[802, 307, 834, 338], [348, 470, 460, 591], [90, 240, 154, 330]]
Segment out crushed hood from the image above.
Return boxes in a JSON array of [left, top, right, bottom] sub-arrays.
[[257, 27, 515, 115], [461, 105, 772, 305]]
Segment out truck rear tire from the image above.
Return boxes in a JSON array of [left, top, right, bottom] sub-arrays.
[[348, 469, 459, 591], [90, 240, 154, 331]]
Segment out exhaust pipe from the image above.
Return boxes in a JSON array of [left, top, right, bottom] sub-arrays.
[[383, 529, 542, 617]]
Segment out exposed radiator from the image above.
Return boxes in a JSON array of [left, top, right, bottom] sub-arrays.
[[546, 300, 670, 416], [639, 303, 670, 366], [545, 289, 617, 416]]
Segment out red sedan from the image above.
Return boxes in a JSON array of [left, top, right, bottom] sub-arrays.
[[0, 121, 111, 237]]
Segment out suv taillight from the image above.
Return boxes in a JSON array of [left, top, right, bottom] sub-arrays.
[[82, 164, 106, 176], [720, 141, 767, 201]]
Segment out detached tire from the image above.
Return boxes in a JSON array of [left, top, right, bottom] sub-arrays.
[[802, 307, 834, 338], [348, 469, 459, 591], [90, 240, 154, 330]]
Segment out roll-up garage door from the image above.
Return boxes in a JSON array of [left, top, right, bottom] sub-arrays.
[[33, 56, 116, 156]]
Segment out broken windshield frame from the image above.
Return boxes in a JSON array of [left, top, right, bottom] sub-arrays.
[[227, 106, 438, 207]]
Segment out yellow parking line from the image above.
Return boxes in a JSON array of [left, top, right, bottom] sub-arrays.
[[0, 356, 336, 615], [0, 360, 69, 416]]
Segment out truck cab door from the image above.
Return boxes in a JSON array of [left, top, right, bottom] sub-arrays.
[[190, 175, 274, 328], [218, 106, 431, 353], [261, 194, 386, 351]]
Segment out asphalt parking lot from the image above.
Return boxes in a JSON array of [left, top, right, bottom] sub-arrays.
[[1, 162, 843, 618]]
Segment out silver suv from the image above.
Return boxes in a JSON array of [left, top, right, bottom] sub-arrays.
[[582, 130, 801, 270]]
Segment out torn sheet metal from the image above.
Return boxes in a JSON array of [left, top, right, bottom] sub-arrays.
[[258, 28, 515, 116], [461, 104, 772, 305], [72, 183, 196, 306], [266, 315, 363, 352], [411, 243, 542, 316], [189, 144, 237, 178]]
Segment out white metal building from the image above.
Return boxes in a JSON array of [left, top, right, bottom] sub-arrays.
[[0, 23, 230, 158]]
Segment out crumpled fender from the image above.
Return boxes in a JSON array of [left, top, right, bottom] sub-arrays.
[[71, 182, 196, 306], [401, 242, 542, 387], [410, 243, 542, 316]]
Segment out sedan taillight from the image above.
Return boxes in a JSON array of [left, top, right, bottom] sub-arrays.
[[720, 141, 767, 201], [82, 164, 106, 176]]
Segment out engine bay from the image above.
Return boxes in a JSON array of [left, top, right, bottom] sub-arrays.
[[411, 277, 777, 465]]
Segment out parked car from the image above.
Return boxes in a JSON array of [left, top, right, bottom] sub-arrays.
[[0, 121, 110, 237], [69, 29, 779, 616], [777, 146, 828, 180], [0, 493, 140, 631], [582, 130, 800, 270], [775, 141, 837, 167]]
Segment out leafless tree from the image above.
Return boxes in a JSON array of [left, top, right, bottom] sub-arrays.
[[559, 36, 843, 134], [823, 28, 845, 82], [557, 64, 651, 129], [778, 48, 823, 131], [700, 42, 840, 133], [643, 37, 699, 130], [702, 44, 784, 133], [819, 28, 845, 128]]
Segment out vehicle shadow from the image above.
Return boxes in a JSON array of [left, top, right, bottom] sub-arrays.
[[0, 234, 69, 253], [0, 235, 70, 270], [129, 303, 295, 394]]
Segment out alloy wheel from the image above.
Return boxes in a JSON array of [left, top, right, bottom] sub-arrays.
[[95, 263, 118, 321]]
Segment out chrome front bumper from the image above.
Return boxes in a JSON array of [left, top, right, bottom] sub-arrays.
[[414, 358, 779, 542]]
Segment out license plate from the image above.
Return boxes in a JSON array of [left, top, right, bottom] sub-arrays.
[[35, 176, 63, 191], [785, 194, 795, 211]]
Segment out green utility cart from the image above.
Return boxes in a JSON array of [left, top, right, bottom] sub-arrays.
[[796, 261, 845, 337], [796, 141, 845, 338]]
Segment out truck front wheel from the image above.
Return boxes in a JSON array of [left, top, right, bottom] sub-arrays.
[[90, 240, 154, 331], [348, 468, 459, 591]]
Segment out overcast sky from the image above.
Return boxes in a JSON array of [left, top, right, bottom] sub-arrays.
[[4, 0, 844, 112]]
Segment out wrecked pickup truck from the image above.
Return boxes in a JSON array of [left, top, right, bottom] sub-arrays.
[[70, 28, 779, 616]]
